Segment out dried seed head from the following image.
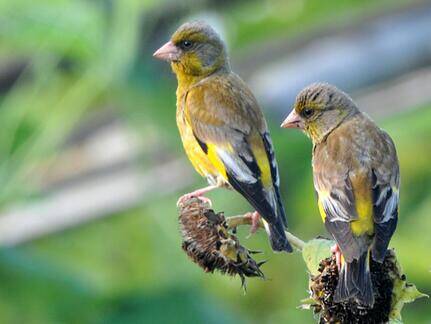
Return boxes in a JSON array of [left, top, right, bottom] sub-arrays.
[[178, 198, 265, 286], [309, 251, 396, 324]]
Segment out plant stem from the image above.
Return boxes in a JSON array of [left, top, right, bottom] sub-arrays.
[[226, 214, 305, 251]]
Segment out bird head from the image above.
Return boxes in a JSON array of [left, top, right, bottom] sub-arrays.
[[153, 21, 229, 78], [281, 83, 358, 143]]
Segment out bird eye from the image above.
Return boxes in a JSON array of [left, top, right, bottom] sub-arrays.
[[181, 40, 193, 49], [302, 108, 314, 118]]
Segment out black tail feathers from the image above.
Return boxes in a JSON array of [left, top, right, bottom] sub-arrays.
[[266, 221, 293, 253], [334, 252, 374, 307], [227, 172, 292, 253]]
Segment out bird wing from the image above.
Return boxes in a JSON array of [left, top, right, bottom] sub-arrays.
[[370, 131, 399, 262], [184, 73, 286, 227], [314, 163, 370, 263], [314, 121, 399, 263]]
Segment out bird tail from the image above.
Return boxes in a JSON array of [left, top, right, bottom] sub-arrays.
[[258, 187, 292, 253], [263, 217, 293, 253], [226, 173, 292, 253], [334, 251, 374, 307]]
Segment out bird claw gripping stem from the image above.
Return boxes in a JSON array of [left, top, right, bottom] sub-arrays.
[[178, 197, 265, 288]]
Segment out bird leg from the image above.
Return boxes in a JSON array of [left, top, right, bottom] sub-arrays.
[[176, 185, 217, 207], [331, 243, 342, 270], [245, 211, 261, 237]]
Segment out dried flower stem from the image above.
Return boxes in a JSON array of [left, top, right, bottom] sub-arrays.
[[225, 214, 305, 251]]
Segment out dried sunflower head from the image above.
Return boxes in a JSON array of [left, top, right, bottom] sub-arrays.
[[305, 248, 428, 324], [309, 254, 392, 323], [178, 198, 265, 287]]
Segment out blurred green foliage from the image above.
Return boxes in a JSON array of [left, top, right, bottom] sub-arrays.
[[0, 0, 429, 323]]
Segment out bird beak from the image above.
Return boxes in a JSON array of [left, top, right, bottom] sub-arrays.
[[153, 41, 180, 62], [281, 109, 304, 129]]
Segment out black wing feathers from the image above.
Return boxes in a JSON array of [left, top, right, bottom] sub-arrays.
[[262, 132, 287, 227], [225, 134, 276, 226], [325, 220, 364, 263], [371, 170, 398, 262]]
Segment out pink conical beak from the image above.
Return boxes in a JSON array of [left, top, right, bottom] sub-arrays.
[[153, 41, 180, 62], [281, 109, 304, 129]]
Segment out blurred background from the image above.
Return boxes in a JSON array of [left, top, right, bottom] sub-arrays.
[[0, 0, 430, 322]]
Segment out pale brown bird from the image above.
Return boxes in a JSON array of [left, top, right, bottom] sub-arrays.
[[282, 83, 399, 306], [153, 21, 292, 252]]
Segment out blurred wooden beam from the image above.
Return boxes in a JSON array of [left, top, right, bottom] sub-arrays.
[[355, 66, 431, 118], [0, 116, 194, 246], [246, 1, 431, 117], [0, 158, 193, 246]]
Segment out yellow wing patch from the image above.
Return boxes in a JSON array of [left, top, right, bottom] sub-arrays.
[[249, 134, 272, 187], [206, 137, 272, 189], [350, 179, 374, 236], [318, 199, 327, 223], [317, 189, 331, 223], [207, 143, 228, 180], [253, 148, 272, 187]]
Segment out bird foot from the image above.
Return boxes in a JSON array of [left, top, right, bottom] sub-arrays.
[[176, 185, 217, 207], [331, 244, 342, 271], [245, 211, 261, 238], [176, 192, 212, 208]]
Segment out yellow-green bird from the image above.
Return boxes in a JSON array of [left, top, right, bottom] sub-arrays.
[[281, 83, 399, 306], [153, 21, 292, 252]]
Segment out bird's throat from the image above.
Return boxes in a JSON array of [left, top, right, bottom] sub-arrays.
[[175, 72, 203, 95]]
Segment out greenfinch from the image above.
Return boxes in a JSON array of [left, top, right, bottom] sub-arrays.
[[154, 21, 292, 252], [281, 83, 399, 306]]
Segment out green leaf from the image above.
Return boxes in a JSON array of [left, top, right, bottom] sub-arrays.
[[389, 264, 428, 322], [389, 319, 403, 324], [301, 238, 333, 276]]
